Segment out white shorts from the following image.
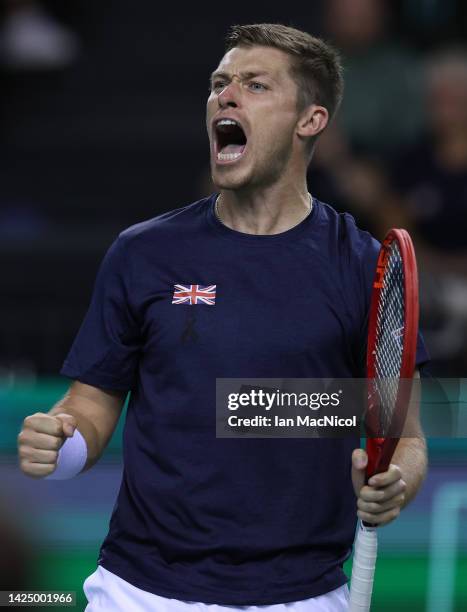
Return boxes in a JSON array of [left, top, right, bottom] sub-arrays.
[[83, 565, 349, 611]]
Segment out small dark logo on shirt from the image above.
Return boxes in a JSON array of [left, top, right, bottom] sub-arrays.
[[181, 311, 198, 344]]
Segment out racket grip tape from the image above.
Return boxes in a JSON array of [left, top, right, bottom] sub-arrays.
[[349, 522, 378, 611]]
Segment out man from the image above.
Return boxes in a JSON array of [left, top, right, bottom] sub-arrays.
[[18, 24, 428, 611]]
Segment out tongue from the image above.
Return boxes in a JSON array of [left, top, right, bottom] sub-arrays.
[[221, 144, 245, 155]]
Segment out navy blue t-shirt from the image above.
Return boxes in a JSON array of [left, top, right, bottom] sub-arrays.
[[61, 195, 429, 605]]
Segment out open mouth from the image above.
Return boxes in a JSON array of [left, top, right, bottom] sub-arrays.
[[214, 119, 248, 163]]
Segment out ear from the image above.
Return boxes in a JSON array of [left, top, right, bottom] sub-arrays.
[[296, 105, 329, 139]]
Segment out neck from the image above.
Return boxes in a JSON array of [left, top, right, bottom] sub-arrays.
[[216, 181, 311, 235]]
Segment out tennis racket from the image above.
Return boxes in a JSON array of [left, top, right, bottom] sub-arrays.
[[348, 228, 419, 611]]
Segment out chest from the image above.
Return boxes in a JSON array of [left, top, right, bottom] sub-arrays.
[[136, 250, 355, 374]]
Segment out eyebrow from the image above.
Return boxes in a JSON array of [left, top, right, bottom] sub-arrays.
[[210, 70, 273, 83]]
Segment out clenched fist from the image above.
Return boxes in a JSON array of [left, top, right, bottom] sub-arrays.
[[18, 412, 77, 478]]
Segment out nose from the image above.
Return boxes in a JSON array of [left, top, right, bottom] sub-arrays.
[[218, 80, 240, 108]]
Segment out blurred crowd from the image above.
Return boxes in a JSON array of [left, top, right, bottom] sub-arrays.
[[1, 0, 467, 376], [0, 0, 79, 70], [307, 0, 467, 375]]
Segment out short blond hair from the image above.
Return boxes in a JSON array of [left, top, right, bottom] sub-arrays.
[[225, 23, 344, 120]]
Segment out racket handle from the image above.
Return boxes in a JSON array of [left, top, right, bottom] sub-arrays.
[[349, 521, 378, 611]]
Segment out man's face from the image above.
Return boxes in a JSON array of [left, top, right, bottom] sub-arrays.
[[429, 67, 467, 133], [206, 45, 302, 191]]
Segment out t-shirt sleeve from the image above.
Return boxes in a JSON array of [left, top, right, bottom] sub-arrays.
[[353, 222, 430, 374], [61, 235, 142, 391]]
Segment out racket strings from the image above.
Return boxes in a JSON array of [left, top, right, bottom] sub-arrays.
[[372, 241, 404, 435]]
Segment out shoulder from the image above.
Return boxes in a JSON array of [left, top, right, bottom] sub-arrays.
[[314, 199, 381, 316], [315, 199, 380, 262], [115, 196, 213, 250]]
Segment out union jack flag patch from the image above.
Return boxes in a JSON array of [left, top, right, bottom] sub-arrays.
[[172, 284, 216, 305]]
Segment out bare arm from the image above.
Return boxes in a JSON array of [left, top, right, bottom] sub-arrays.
[[352, 369, 427, 525], [387, 369, 427, 508], [48, 381, 127, 471], [18, 381, 127, 478]]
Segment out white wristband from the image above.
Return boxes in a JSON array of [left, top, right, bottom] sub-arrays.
[[45, 429, 88, 480]]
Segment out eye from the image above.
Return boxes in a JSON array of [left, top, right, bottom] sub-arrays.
[[248, 81, 267, 92], [211, 80, 227, 93]]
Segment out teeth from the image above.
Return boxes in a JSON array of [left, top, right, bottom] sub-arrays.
[[217, 151, 242, 161], [216, 119, 238, 127]]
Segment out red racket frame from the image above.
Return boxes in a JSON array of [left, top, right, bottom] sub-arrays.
[[365, 229, 419, 477]]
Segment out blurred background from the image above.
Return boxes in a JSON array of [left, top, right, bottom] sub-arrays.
[[0, 0, 466, 610]]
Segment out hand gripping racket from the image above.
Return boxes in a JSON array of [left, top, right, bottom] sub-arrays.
[[349, 229, 419, 611]]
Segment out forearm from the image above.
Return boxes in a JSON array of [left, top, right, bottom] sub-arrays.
[[355, 370, 427, 524], [391, 435, 427, 508], [48, 383, 125, 472], [48, 395, 101, 471], [391, 369, 427, 508]]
